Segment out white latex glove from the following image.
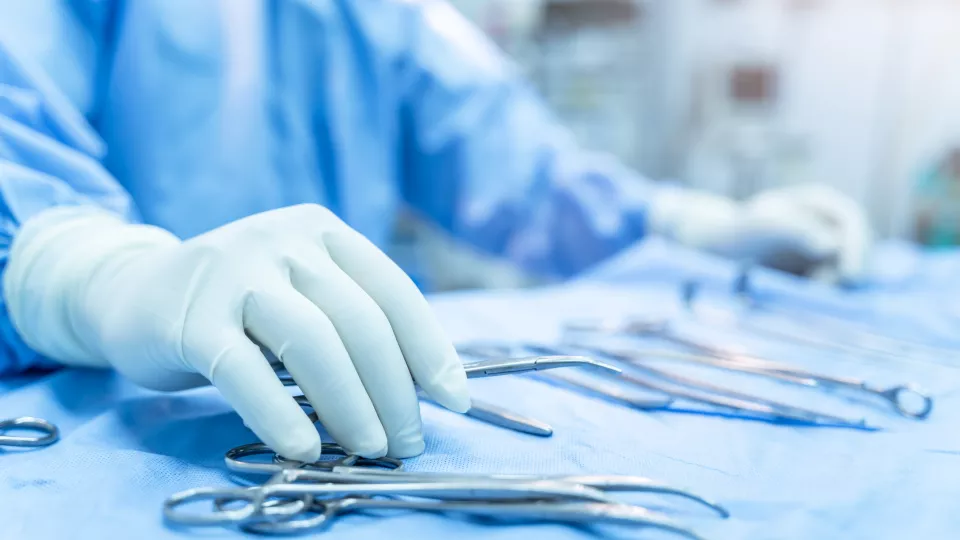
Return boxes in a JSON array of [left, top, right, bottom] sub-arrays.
[[649, 184, 873, 284], [3, 205, 471, 461]]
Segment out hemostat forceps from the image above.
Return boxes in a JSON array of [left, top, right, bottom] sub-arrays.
[[565, 317, 933, 421], [166, 441, 719, 539], [552, 341, 872, 428], [313, 469, 729, 517]]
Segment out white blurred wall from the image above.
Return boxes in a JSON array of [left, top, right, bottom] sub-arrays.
[[404, 0, 960, 291], [450, 0, 960, 240]]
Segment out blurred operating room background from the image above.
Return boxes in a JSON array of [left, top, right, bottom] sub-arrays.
[[395, 0, 960, 290]]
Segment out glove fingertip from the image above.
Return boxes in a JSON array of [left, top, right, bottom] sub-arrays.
[[273, 428, 324, 463]]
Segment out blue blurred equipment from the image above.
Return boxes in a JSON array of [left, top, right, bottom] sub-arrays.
[[728, 268, 960, 363]]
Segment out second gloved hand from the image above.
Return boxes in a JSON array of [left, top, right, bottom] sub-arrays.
[[3, 205, 471, 461], [650, 184, 873, 284]]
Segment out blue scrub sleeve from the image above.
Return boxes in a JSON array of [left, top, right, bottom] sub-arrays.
[[391, 0, 658, 278], [0, 34, 138, 374]]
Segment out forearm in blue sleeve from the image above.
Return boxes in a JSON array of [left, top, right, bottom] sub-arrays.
[[391, 0, 657, 278], [0, 41, 137, 374]]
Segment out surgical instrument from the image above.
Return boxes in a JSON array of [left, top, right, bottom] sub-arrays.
[[0, 417, 59, 448], [167, 431, 727, 539], [442, 398, 554, 437], [223, 443, 726, 517], [558, 341, 873, 428], [455, 342, 674, 411], [683, 277, 958, 367], [565, 317, 934, 420], [240, 497, 705, 539], [226, 442, 404, 475], [461, 355, 621, 377], [459, 340, 849, 424], [597, 346, 928, 419], [275, 468, 729, 518], [734, 268, 960, 359], [164, 480, 614, 525], [170, 442, 719, 539], [454, 356, 620, 435], [683, 279, 898, 360], [274, 355, 619, 438], [273, 355, 621, 387], [294, 392, 555, 438], [188, 483, 705, 539]]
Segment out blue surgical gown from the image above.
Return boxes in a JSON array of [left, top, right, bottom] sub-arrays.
[[0, 0, 656, 374]]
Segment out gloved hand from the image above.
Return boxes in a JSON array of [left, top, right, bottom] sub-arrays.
[[3, 205, 471, 461], [649, 184, 873, 284]]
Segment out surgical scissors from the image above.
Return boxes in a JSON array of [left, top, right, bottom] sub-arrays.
[[0, 417, 59, 448], [177, 485, 704, 539], [171, 439, 721, 538], [198, 469, 710, 539], [222, 442, 728, 517], [164, 480, 614, 524], [565, 317, 934, 420], [222, 454, 727, 519]]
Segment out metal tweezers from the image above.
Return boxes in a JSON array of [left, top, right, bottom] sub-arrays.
[[274, 356, 620, 437]]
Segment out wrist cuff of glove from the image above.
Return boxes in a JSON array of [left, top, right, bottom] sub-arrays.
[[3, 206, 180, 367], [648, 186, 740, 249], [648, 186, 694, 240]]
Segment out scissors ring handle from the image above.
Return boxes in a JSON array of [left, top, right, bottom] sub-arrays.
[[213, 488, 310, 519], [164, 487, 259, 526], [274, 451, 404, 472], [241, 499, 346, 534], [226, 442, 405, 475], [0, 417, 59, 448], [881, 385, 933, 420]]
